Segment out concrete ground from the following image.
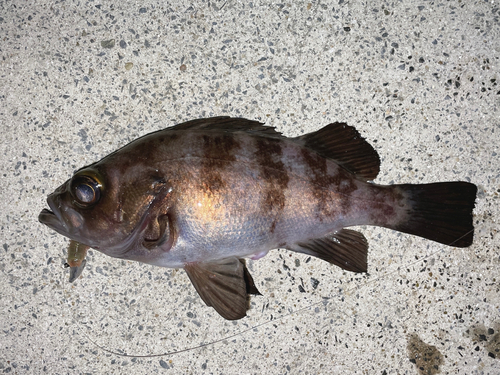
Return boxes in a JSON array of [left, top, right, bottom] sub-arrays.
[[1, 1, 499, 374]]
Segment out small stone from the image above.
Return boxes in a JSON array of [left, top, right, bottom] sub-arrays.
[[311, 278, 320, 289], [101, 39, 115, 49]]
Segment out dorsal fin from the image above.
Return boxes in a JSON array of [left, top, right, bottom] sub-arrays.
[[169, 116, 283, 138], [293, 122, 380, 181]]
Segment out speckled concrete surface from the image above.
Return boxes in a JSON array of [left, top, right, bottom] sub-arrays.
[[1, 1, 499, 374]]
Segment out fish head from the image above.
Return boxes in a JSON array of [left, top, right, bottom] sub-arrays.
[[39, 162, 174, 258]]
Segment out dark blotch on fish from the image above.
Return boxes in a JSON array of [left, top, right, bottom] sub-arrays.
[[255, 137, 289, 233], [200, 134, 239, 196]]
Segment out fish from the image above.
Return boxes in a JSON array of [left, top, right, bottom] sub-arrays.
[[38, 117, 477, 320]]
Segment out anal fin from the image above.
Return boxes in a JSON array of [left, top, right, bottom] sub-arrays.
[[287, 229, 368, 273], [184, 258, 260, 320]]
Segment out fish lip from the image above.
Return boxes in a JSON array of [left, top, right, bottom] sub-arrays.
[[38, 208, 65, 232], [38, 208, 55, 219], [38, 197, 69, 236]]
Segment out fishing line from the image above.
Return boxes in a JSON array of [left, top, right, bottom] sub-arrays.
[[71, 228, 475, 358]]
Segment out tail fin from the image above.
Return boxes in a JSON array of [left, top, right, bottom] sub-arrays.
[[392, 182, 477, 247]]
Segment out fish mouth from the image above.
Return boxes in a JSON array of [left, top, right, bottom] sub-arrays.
[[38, 208, 58, 226], [38, 198, 70, 237]]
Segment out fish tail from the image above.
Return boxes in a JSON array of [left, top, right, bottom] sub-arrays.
[[391, 182, 477, 247]]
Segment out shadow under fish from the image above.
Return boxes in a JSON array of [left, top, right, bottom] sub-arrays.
[[38, 117, 477, 320]]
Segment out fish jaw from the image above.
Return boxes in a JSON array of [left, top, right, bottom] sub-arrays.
[[38, 191, 86, 242], [38, 208, 65, 234]]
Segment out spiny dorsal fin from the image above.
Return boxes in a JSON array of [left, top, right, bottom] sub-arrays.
[[294, 122, 380, 181], [169, 117, 283, 138]]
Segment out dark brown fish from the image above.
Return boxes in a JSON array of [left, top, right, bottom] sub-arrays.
[[38, 117, 477, 320]]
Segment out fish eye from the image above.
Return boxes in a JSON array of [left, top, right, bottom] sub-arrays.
[[70, 173, 102, 207]]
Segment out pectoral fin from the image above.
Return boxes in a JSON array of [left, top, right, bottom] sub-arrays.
[[287, 229, 368, 273], [184, 258, 260, 320]]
